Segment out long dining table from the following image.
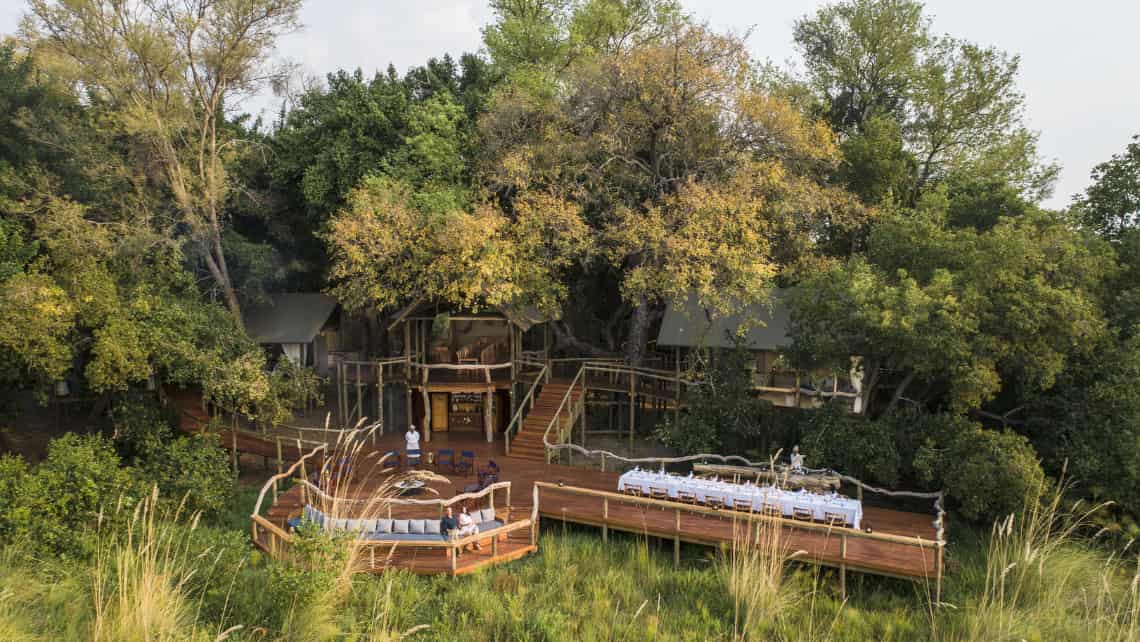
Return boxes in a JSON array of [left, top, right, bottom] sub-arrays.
[[618, 468, 862, 529]]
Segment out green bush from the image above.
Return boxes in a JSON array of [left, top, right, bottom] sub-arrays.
[[797, 404, 901, 486], [110, 395, 234, 519], [137, 434, 234, 519], [915, 425, 1045, 522], [0, 454, 28, 540], [109, 394, 177, 463], [5, 433, 139, 557]]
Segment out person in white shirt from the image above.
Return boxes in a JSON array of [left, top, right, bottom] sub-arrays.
[[790, 445, 805, 474], [405, 424, 420, 452], [455, 505, 482, 551]]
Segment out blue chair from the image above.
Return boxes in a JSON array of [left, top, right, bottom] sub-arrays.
[[381, 450, 401, 471], [436, 448, 455, 474], [406, 448, 422, 468], [479, 459, 500, 485], [455, 450, 475, 477]]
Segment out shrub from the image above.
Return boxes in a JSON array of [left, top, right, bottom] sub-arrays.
[[915, 425, 1045, 522], [109, 394, 177, 464], [7, 433, 139, 557], [797, 404, 901, 486], [136, 434, 234, 519], [0, 454, 28, 540]]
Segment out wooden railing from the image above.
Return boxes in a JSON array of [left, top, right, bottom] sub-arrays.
[[533, 481, 945, 600], [505, 362, 549, 455], [541, 366, 587, 463]]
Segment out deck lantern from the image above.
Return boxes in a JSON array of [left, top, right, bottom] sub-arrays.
[[54, 379, 70, 397]]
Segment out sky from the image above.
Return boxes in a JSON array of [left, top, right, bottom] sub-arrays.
[[1, 1, 1137, 210]]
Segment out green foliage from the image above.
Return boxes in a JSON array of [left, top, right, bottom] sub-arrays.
[[798, 405, 901, 487], [655, 344, 773, 455], [136, 435, 234, 520], [1074, 134, 1140, 242], [2, 433, 138, 558], [915, 424, 1045, 523]]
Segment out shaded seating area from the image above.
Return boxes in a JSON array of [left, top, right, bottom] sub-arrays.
[[288, 505, 505, 541]]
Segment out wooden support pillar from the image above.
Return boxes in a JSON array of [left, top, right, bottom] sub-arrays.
[[674, 508, 681, 565], [485, 388, 494, 443], [602, 498, 609, 543], [935, 543, 944, 605], [355, 362, 363, 423], [376, 365, 384, 439], [580, 385, 588, 448], [839, 533, 848, 599], [628, 373, 636, 453]]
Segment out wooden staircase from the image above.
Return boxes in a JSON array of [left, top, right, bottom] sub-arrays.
[[508, 381, 583, 462]]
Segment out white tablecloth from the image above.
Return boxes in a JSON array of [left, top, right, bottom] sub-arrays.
[[618, 469, 862, 529]]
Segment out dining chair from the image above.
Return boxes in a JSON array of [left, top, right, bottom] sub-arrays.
[[648, 486, 669, 507], [704, 496, 726, 511], [435, 448, 455, 474], [792, 507, 813, 522], [760, 502, 781, 518], [455, 450, 476, 477], [479, 459, 500, 484], [623, 486, 643, 498], [676, 490, 698, 505], [823, 511, 847, 527], [406, 448, 422, 469], [381, 450, 401, 472], [732, 498, 755, 513]]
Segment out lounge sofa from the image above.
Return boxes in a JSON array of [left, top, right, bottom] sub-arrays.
[[287, 505, 504, 542]]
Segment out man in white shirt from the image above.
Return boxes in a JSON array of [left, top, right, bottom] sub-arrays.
[[405, 424, 420, 452], [455, 506, 482, 551], [790, 445, 805, 474]]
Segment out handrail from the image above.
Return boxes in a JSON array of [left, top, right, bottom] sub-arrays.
[[534, 482, 940, 548], [296, 479, 512, 509], [505, 363, 549, 455], [541, 366, 586, 462], [252, 443, 328, 518]]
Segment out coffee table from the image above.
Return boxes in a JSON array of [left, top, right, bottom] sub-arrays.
[[394, 479, 426, 496]]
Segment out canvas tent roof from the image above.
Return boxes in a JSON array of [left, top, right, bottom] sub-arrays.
[[384, 298, 558, 332], [244, 293, 338, 344], [656, 290, 791, 351]]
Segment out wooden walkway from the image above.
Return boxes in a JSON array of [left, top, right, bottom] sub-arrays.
[[168, 387, 943, 585]]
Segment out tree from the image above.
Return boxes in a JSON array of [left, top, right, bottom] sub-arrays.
[[795, 0, 1057, 204], [788, 202, 1112, 413], [480, 16, 867, 363], [1073, 135, 1140, 242], [25, 0, 302, 324]]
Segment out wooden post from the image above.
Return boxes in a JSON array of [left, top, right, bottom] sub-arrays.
[[794, 372, 801, 408], [377, 365, 384, 439], [935, 542, 944, 604], [355, 362, 363, 423], [600, 452, 606, 473], [674, 347, 681, 427], [674, 508, 681, 565], [231, 425, 238, 475], [273, 437, 283, 502], [580, 384, 588, 448], [602, 497, 609, 543], [299, 450, 309, 505], [839, 533, 847, 599], [421, 366, 431, 442], [628, 372, 636, 453], [485, 388, 493, 443]]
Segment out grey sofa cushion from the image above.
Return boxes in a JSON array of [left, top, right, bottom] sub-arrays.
[[409, 519, 426, 534], [477, 519, 504, 532], [479, 508, 497, 524], [424, 520, 442, 535], [392, 519, 410, 534], [367, 532, 446, 542], [375, 518, 392, 533]]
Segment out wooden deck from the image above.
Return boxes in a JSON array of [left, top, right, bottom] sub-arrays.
[[169, 388, 942, 584]]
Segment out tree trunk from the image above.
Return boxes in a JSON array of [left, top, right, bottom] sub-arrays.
[[884, 371, 917, 414], [624, 295, 652, 366]]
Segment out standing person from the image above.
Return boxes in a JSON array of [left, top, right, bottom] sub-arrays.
[[790, 445, 805, 474], [405, 424, 420, 452], [456, 504, 482, 551]]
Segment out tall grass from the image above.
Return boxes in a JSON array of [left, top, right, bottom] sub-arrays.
[[942, 475, 1140, 641]]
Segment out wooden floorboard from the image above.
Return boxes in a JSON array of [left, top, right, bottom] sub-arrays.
[[171, 389, 942, 581]]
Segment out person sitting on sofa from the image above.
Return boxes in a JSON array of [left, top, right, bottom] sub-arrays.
[[456, 504, 482, 551], [441, 506, 459, 538]]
